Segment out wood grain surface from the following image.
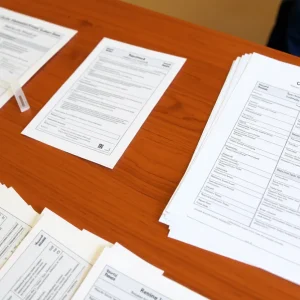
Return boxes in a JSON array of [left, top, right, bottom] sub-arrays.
[[0, 0, 299, 299]]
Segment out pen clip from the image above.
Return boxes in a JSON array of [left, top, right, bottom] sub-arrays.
[[0, 69, 30, 112], [10, 80, 30, 113]]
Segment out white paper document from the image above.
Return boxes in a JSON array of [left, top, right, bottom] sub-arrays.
[[72, 245, 207, 300], [0, 209, 98, 300], [0, 7, 77, 108], [80, 230, 164, 275], [161, 53, 300, 284], [22, 38, 186, 168]]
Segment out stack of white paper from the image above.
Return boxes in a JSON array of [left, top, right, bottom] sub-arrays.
[[160, 53, 300, 285], [0, 185, 207, 299]]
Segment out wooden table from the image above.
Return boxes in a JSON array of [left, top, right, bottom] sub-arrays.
[[0, 0, 299, 299]]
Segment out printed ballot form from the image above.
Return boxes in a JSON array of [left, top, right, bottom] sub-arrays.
[[0, 209, 98, 300], [23, 38, 186, 168], [72, 246, 206, 300], [0, 7, 76, 108], [164, 53, 300, 284]]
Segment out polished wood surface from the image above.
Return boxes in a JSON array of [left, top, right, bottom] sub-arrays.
[[0, 0, 299, 299]]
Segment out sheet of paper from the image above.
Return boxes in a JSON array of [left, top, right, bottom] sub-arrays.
[[0, 209, 99, 299], [73, 245, 206, 300], [22, 38, 186, 168], [0, 187, 39, 269], [81, 229, 112, 264], [0, 7, 76, 108], [166, 53, 300, 284], [1, 187, 36, 213], [109, 243, 164, 275], [80, 231, 165, 275]]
